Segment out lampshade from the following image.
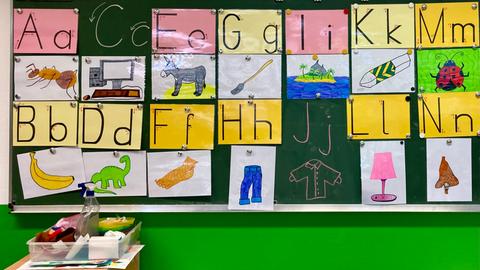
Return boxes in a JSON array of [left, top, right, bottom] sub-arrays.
[[370, 152, 397, 180]]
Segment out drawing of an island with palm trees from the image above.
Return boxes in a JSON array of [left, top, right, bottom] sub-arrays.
[[287, 54, 350, 99]]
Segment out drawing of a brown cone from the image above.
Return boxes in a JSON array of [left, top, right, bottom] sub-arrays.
[[435, 156, 459, 194], [155, 157, 198, 189]]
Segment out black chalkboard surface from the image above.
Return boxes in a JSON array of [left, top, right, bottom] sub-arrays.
[[10, 0, 480, 211]]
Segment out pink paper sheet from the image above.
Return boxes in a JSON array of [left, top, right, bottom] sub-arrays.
[[14, 9, 78, 54], [286, 10, 348, 54], [152, 9, 216, 54]]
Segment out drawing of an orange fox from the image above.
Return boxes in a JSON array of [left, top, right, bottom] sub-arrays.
[[155, 156, 198, 189]]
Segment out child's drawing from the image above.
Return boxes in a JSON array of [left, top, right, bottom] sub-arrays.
[[14, 56, 79, 100], [83, 151, 147, 197], [287, 54, 350, 99], [81, 56, 145, 101], [152, 54, 215, 99], [352, 49, 415, 94], [17, 148, 85, 199], [219, 55, 281, 99], [239, 165, 263, 205], [147, 151, 211, 198], [427, 138, 471, 202], [417, 48, 479, 93]]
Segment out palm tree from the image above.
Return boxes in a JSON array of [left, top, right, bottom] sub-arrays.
[[299, 64, 307, 78], [327, 68, 335, 79]]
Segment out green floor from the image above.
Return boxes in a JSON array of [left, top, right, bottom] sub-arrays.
[[1, 206, 479, 269]]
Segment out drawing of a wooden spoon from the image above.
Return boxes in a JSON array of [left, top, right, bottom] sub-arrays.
[[231, 59, 274, 95]]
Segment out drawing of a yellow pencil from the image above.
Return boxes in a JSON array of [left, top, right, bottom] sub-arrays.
[[360, 51, 412, 88]]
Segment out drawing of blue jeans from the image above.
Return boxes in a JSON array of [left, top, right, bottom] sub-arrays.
[[239, 165, 262, 205]]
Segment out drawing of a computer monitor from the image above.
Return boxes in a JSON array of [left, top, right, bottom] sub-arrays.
[[100, 59, 135, 89]]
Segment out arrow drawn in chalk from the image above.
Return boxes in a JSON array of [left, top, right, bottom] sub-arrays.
[[89, 2, 106, 22]]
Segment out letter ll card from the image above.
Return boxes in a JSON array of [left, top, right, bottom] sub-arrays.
[[147, 150, 211, 197], [152, 54, 215, 99], [360, 140, 406, 204], [426, 138, 472, 202], [352, 49, 415, 94], [228, 146, 276, 211], [14, 55, 79, 101], [81, 56, 145, 102], [83, 151, 147, 197], [17, 147, 85, 199]]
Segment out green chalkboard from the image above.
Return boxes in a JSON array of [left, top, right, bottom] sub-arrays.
[[11, 0, 480, 210]]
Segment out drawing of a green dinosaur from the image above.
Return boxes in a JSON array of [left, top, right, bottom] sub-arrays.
[[91, 155, 131, 195]]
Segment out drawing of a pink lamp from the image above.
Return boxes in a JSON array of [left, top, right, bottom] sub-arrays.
[[370, 152, 397, 202]]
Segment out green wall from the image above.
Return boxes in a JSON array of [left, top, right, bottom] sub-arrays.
[[1, 206, 480, 269]]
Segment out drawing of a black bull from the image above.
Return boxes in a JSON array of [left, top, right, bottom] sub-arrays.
[[161, 56, 206, 96]]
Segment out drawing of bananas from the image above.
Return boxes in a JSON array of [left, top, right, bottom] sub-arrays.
[[29, 152, 74, 190]]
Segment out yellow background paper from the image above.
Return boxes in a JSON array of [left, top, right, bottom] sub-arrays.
[[218, 100, 282, 144], [150, 104, 214, 149], [78, 104, 143, 149], [418, 92, 480, 137], [218, 9, 282, 54], [415, 2, 479, 48], [351, 4, 414, 48], [347, 94, 411, 140], [13, 101, 78, 146]]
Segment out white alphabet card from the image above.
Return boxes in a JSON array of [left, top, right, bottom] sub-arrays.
[[352, 49, 415, 94], [426, 138, 472, 202], [81, 56, 145, 102], [228, 146, 276, 211], [218, 55, 281, 99], [152, 54, 216, 100], [147, 150, 211, 197], [14, 55, 79, 101], [17, 147, 85, 199], [360, 140, 406, 205], [83, 151, 147, 197]]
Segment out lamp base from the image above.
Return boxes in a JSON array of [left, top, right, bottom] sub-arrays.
[[371, 194, 397, 202]]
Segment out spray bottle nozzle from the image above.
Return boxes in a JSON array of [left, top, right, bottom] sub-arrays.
[[79, 182, 95, 197]]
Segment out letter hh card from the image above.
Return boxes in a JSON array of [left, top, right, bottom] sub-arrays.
[[152, 9, 216, 54], [351, 4, 414, 49], [14, 9, 78, 54], [14, 55, 79, 101], [150, 104, 215, 149], [346, 94, 411, 140], [285, 10, 348, 54], [78, 104, 143, 149], [152, 54, 216, 100], [17, 147, 85, 199], [13, 101, 78, 146], [218, 9, 282, 54], [416, 2, 479, 48]]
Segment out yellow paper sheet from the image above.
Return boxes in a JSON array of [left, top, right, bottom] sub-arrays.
[[218, 9, 282, 54], [346, 94, 411, 140], [415, 2, 479, 48], [149, 104, 214, 149], [218, 100, 282, 144], [418, 92, 480, 137], [78, 104, 143, 149], [351, 4, 414, 48], [13, 101, 78, 146]]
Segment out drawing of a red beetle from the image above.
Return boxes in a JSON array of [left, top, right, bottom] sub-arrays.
[[430, 52, 469, 91]]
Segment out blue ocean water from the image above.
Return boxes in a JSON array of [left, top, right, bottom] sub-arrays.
[[287, 76, 350, 99]]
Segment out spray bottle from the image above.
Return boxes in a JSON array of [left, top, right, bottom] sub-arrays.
[[75, 182, 100, 239]]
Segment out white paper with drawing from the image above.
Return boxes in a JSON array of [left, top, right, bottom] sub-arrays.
[[17, 147, 85, 199], [152, 54, 216, 100], [147, 151, 211, 197], [360, 140, 406, 205], [426, 138, 472, 202], [352, 49, 415, 93], [218, 55, 281, 99], [83, 151, 147, 197], [14, 56, 79, 101], [81, 56, 145, 102], [228, 146, 276, 211]]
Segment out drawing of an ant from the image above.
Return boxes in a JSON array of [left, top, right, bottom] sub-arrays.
[[25, 64, 78, 99]]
